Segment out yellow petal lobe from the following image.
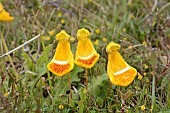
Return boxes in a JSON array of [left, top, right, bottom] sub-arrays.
[[75, 28, 100, 68], [0, 3, 14, 22], [47, 31, 74, 76], [107, 42, 137, 86]]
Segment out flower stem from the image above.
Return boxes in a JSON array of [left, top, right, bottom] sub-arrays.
[[68, 73, 72, 99], [85, 68, 88, 90]]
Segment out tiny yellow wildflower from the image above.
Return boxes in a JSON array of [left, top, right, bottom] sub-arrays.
[[142, 41, 147, 46], [70, 37, 75, 42], [150, 106, 153, 112], [129, 13, 134, 19], [138, 75, 143, 80], [83, 88, 87, 94], [102, 37, 107, 42], [48, 30, 55, 36], [83, 18, 87, 22], [141, 105, 146, 111], [95, 29, 100, 34], [123, 28, 126, 32], [94, 39, 99, 46], [135, 86, 141, 90], [143, 64, 149, 69], [59, 104, 64, 110], [24, 96, 27, 99], [143, 72, 147, 76], [4, 92, 9, 97], [61, 19, 65, 24], [150, 71, 154, 75], [168, 34, 170, 38], [123, 37, 127, 41], [57, 12, 62, 17], [127, 0, 132, 6], [127, 46, 132, 49], [88, 0, 93, 3], [41, 36, 51, 40]]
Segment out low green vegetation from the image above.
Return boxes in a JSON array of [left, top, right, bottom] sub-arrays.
[[0, 0, 170, 112]]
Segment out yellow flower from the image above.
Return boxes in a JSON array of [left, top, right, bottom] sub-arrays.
[[127, 46, 132, 49], [129, 13, 135, 19], [106, 42, 137, 86], [141, 105, 146, 111], [88, 0, 93, 3], [83, 88, 87, 94], [127, 0, 132, 6], [143, 64, 149, 69], [48, 30, 55, 36], [123, 28, 126, 32], [150, 71, 153, 75], [150, 106, 153, 112], [59, 104, 64, 110], [61, 19, 65, 24], [83, 18, 87, 22], [4, 92, 9, 97], [168, 34, 170, 38], [57, 12, 62, 17], [143, 72, 147, 76], [142, 41, 147, 46], [123, 37, 127, 41], [95, 28, 100, 34], [41, 36, 51, 40], [47, 30, 74, 76], [102, 37, 107, 42], [70, 37, 75, 42], [94, 39, 99, 46], [75, 28, 100, 68], [0, 3, 14, 21], [138, 74, 143, 80]]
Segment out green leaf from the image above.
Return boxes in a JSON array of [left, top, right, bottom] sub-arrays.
[[54, 65, 84, 98], [79, 88, 87, 102], [37, 44, 52, 67], [37, 63, 47, 76], [69, 65, 84, 83], [158, 109, 170, 113], [22, 52, 34, 71], [78, 100, 84, 113], [96, 97, 103, 108], [151, 49, 158, 70], [88, 73, 108, 92]]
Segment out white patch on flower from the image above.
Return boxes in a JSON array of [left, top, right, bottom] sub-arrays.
[[52, 59, 69, 65], [78, 53, 93, 60], [114, 66, 130, 76]]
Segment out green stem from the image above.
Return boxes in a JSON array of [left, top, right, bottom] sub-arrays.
[[68, 73, 72, 99], [85, 68, 88, 90]]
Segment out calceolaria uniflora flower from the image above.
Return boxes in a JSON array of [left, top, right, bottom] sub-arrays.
[[47, 30, 74, 76], [0, 3, 14, 21], [74, 28, 100, 68], [106, 42, 137, 86]]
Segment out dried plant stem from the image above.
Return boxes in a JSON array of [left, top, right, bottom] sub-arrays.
[[68, 73, 72, 99], [152, 72, 156, 110], [85, 68, 88, 90]]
